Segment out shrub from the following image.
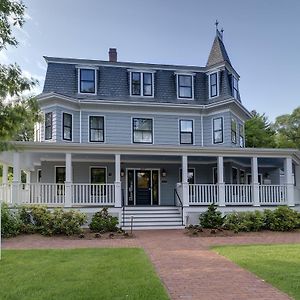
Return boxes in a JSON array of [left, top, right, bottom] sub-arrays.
[[265, 206, 300, 231], [89, 208, 119, 232], [224, 211, 264, 232], [199, 204, 225, 229], [1, 203, 21, 238]]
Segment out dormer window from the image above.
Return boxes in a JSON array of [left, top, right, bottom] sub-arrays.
[[176, 74, 194, 99], [209, 72, 218, 98], [130, 71, 154, 97], [232, 75, 239, 99], [79, 68, 96, 94]]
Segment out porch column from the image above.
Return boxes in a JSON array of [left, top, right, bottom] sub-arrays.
[[64, 153, 72, 207], [26, 171, 31, 184], [251, 157, 260, 206], [182, 155, 189, 207], [12, 152, 21, 205], [217, 156, 225, 206], [114, 154, 122, 208], [284, 157, 294, 207], [2, 163, 8, 184]]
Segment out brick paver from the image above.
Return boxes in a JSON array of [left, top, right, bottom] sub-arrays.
[[4, 230, 300, 299]]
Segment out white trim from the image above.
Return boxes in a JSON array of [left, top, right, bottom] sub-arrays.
[[61, 111, 74, 142], [212, 116, 224, 145], [208, 71, 219, 99], [232, 75, 239, 99], [231, 117, 237, 145], [178, 119, 195, 145], [77, 68, 97, 96], [44, 111, 54, 142], [175, 73, 195, 100], [129, 71, 155, 98], [87, 114, 106, 143], [201, 115, 204, 147], [79, 109, 82, 143], [125, 168, 161, 206], [89, 166, 108, 183]]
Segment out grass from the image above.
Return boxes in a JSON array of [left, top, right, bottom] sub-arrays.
[[213, 244, 300, 300], [0, 248, 169, 300]]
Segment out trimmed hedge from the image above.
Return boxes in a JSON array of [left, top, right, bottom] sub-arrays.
[[89, 208, 119, 233]]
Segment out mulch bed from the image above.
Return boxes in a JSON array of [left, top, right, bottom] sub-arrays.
[[185, 225, 236, 237]]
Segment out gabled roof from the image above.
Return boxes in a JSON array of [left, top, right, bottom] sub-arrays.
[[206, 30, 232, 67]]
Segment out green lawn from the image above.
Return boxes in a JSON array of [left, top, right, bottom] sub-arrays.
[[213, 244, 300, 300], [0, 248, 169, 300]]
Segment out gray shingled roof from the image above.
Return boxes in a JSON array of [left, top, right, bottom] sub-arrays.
[[206, 30, 232, 67]]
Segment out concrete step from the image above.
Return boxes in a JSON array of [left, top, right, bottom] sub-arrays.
[[123, 213, 181, 217], [123, 217, 182, 222], [123, 220, 183, 226], [124, 206, 178, 211], [122, 225, 185, 230]]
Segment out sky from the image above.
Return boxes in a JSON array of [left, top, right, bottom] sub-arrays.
[[1, 0, 300, 121]]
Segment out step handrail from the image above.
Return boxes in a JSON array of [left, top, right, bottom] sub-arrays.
[[121, 189, 125, 227], [174, 188, 184, 226]]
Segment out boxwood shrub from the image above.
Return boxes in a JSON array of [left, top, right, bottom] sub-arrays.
[[89, 208, 119, 232]]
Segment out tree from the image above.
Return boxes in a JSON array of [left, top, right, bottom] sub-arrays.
[[245, 110, 276, 148], [0, 0, 41, 151], [274, 107, 300, 149]]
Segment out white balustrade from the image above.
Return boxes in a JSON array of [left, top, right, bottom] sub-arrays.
[[0, 184, 12, 204], [259, 185, 287, 205], [189, 184, 219, 205], [72, 184, 115, 206], [225, 184, 252, 205]]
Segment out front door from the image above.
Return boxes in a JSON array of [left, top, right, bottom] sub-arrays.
[[136, 170, 151, 205]]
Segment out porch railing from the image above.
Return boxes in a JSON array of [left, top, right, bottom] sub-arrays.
[[189, 184, 219, 205], [0, 183, 12, 204], [259, 185, 287, 205], [72, 184, 115, 206], [225, 184, 252, 205]]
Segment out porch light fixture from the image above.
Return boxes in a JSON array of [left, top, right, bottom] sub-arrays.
[[161, 169, 167, 177], [120, 169, 125, 177]]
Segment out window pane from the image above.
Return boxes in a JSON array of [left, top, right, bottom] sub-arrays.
[[214, 131, 223, 143], [63, 127, 71, 140], [143, 84, 152, 96], [91, 168, 106, 184], [90, 129, 103, 142], [143, 73, 152, 85], [141, 131, 152, 143], [56, 167, 66, 184], [180, 120, 193, 132], [81, 69, 95, 81], [45, 113, 52, 126], [179, 87, 192, 98], [181, 132, 192, 144], [179, 75, 192, 87], [133, 118, 152, 131], [213, 118, 222, 131], [132, 72, 141, 95], [45, 127, 52, 140], [211, 85, 217, 97], [64, 114, 72, 127], [90, 116, 103, 129], [210, 73, 217, 85], [81, 81, 95, 93]]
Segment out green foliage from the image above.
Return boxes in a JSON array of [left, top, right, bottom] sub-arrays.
[[224, 207, 300, 232], [265, 207, 300, 231], [199, 204, 225, 229], [224, 211, 265, 232], [89, 208, 119, 232], [1, 203, 21, 237], [245, 111, 276, 148], [274, 106, 300, 149]]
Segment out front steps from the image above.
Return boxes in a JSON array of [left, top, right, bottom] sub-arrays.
[[121, 206, 184, 230]]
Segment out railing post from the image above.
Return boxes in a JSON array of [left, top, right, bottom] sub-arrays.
[[251, 157, 260, 206], [64, 153, 72, 208], [114, 154, 122, 208], [217, 156, 225, 206], [2, 164, 8, 184], [285, 157, 295, 207], [12, 152, 21, 205], [181, 155, 189, 207]]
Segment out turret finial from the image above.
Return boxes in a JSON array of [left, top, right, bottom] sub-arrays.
[[215, 19, 219, 31]]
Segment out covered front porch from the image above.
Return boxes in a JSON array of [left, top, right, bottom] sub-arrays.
[[0, 143, 299, 214]]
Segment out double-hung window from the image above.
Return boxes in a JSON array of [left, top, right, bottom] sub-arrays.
[[89, 116, 104, 142], [133, 118, 153, 143], [232, 76, 239, 99], [177, 75, 193, 99], [239, 124, 244, 147], [45, 112, 52, 140], [179, 120, 193, 144], [131, 72, 153, 97], [209, 72, 218, 98], [231, 118, 237, 144], [63, 113, 72, 141], [213, 117, 223, 144], [79, 69, 96, 94]]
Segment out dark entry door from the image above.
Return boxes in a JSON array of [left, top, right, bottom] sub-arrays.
[[136, 170, 151, 205]]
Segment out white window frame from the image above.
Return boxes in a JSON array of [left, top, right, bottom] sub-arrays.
[[208, 71, 219, 99], [89, 166, 107, 184], [212, 116, 224, 145], [232, 75, 239, 99], [44, 111, 53, 141], [128, 70, 155, 98], [131, 117, 154, 144], [231, 118, 237, 144], [178, 119, 194, 145], [175, 73, 195, 100], [88, 115, 105, 143], [62, 112, 73, 142], [77, 67, 97, 95], [239, 123, 245, 148]]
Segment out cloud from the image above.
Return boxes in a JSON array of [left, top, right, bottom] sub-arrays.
[[37, 60, 47, 71], [0, 51, 10, 64]]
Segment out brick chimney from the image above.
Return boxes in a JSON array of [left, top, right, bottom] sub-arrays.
[[109, 48, 117, 62]]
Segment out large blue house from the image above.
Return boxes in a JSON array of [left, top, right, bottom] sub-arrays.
[[1, 29, 300, 228]]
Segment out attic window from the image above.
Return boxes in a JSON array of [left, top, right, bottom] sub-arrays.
[[232, 76, 239, 99], [177, 75, 194, 99], [130, 71, 154, 97], [79, 68, 96, 94], [209, 72, 218, 98]]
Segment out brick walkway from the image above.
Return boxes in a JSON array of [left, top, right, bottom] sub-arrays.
[[4, 230, 300, 300]]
